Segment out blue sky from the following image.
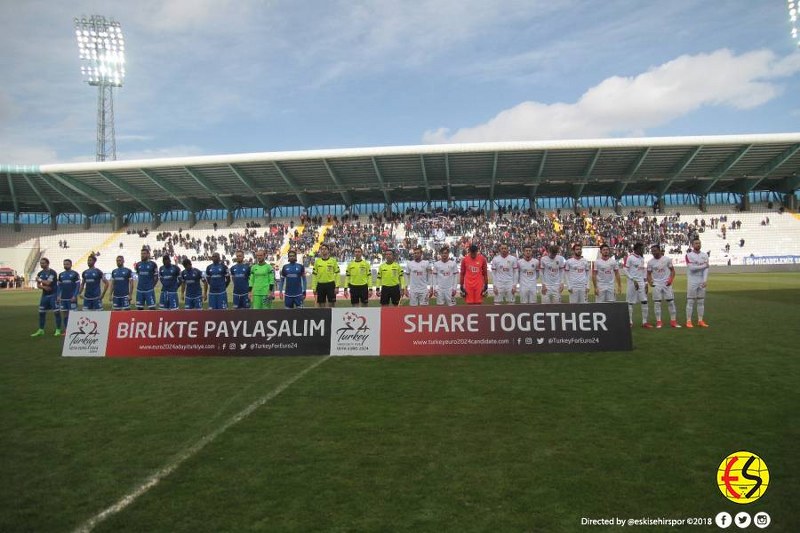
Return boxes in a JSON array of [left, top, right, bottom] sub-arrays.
[[1, 0, 798, 164]]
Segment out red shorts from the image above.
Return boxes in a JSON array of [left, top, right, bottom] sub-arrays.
[[465, 282, 484, 304]]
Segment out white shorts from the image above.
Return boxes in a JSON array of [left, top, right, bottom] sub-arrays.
[[568, 288, 589, 304], [493, 286, 515, 304], [435, 288, 457, 306], [518, 287, 538, 304], [542, 285, 561, 304], [686, 283, 706, 299], [408, 290, 429, 306], [626, 282, 647, 304], [595, 287, 616, 303], [651, 285, 675, 301]]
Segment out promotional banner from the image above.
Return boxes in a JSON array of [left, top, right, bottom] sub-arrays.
[[62, 309, 331, 357], [380, 303, 632, 356], [62, 304, 631, 357]]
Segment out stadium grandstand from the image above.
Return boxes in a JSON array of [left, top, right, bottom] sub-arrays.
[[2, 133, 799, 284]]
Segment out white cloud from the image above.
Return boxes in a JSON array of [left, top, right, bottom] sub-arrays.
[[424, 49, 800, 143]]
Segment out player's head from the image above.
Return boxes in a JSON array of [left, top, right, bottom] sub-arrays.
[[63, 259, 72, 271], [288, 249, 297, 263], [354, 246, 363, 260], [182, 258, 192, 269], [87, 254, 96, 267], [320, 244, 330, 258], [385, 249, 395, 263], [211, 252, 221, 264], [255, 249, 266, 263], [469, 244, 478, 258], [523, 245, 533, 260], [162, 255, 171, 266], [116, 255, 124, 267], [650, 243, 663, 258], [633, 242, 644, 255], [413, 246, 423, 261], [140, 248, 150, 261], [235, 250, 244, 263], [572, 243, 582, 258], [692, 238, 702, 252], [40, 257, 49, 269], [440, 246, 450, 261], [599, 244, 611, 259], [548, 244, 560, 258], [499, 243, 509, 257]]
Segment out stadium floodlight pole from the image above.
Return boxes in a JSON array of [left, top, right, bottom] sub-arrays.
[[790, 0, 800, 47], [74, 15, 126, 162]]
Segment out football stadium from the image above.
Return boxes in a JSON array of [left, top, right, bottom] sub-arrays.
[[2, 134, 800, 531]]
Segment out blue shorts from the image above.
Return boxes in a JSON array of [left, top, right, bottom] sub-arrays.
[[112, 295, 131, 310], [159, 291, 179, 310], [83, 296, 103, 311], [184, 295, 203, 310], [39, 294, 58, 312], [59, 299, 77, 312], [284, 295, 304, 309], [208, 292, 228, 310], [232, 293, 251, 309], [136, 289, 157, 309]]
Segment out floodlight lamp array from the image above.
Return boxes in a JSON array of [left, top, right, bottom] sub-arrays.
[[74, 16, 126, 87], [790, 0, 800, 46]]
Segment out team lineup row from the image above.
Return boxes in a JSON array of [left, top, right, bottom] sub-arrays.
[[30, 239, 710, 337]]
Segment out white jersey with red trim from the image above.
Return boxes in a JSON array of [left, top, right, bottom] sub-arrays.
[[647, 256, 673, 287]]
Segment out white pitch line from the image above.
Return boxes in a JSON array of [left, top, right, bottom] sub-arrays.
[[73, 356, 330, 533]]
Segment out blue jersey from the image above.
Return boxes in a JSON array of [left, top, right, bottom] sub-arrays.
[[37, 268, 58, 295], [111, 267, 133, 297], [181, 268, 205, 299], [230, 262, 251, 295], [135, 260, 158, 292], [159, 264, 182, 292], [81, 267, 104, 299], [58, 270, 81, 300], [280, 262, 306, 297], [205, 263, 230, 293]]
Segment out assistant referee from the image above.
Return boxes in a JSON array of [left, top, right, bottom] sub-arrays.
[[377, 250, 405, 306], [311, 244, 339, 308]]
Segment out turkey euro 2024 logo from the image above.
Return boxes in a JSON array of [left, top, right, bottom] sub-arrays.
[[68, 316, 101, 352], [717, 451, 769, 504], [336, 312, 371, 346]]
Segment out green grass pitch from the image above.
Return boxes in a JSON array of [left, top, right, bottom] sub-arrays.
[[1, 273, 798, 532]]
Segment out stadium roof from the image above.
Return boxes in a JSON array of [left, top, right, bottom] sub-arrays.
[[2, 133, 800, 216]]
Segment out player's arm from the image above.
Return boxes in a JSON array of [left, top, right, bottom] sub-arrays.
[[300, 266, 307, 298], [101, 273, 109, 299], [344, 263, 351, 295], [591, 264, 598, 293], [512, 261, 519, 294], [203, 270, 210, 301], [78, 273, 86, 299], [667, 264, 675, 287], [481, 258, 489, 296], [614, 267, 622, 294], [403, 264, 410, 296], [128, 275, 134, 299], [564, 262, 573, 292], [310, 260, 319, 294], [646, 264, 654, 287], [224, 267, 231, 289], [180, 276, 186, 300], [399, 265, 406, 291], [278, 266, 286, 296]]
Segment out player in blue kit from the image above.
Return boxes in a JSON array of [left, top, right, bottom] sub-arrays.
[[31, 257, 62, 337], [110, 255, 134, 310], [57, 259, 81, 329], [180, 258, 206, 309], [158, 256, 182, 310], [230, 250, 251, 309], [279, 249, 306, 309], [205, 252, 230, 310], [79, 254, 108, 311], [135, 248, 158, 310]]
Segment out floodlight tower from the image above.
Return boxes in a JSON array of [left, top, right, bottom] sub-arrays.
[[790, 0, 800, 47], [74, 15, 126, 162]]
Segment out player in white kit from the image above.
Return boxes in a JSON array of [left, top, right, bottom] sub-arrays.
[[565, 243, 590, 303], [431, 246, 460, 306], [490, 243, 518, 304], [517, 245, 540, 304], [592, 244, 621, 303], [623, 242, 651, 328], [404, 246, 431, 306], [647, 244, 680, 328], [684, 237, 710, 328], [539, 244, 565, 304]]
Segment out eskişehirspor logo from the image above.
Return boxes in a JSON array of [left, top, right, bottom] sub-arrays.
[[69, 316, 101, 351], [717, 451, 769, 504], [336, 312, 371, 345]]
